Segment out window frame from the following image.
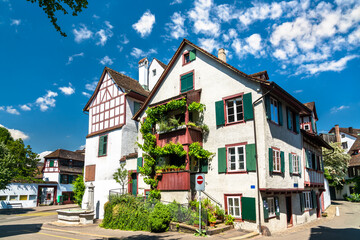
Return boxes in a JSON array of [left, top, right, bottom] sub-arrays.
[[179, 70, 194, 94], [342, 142, 348, 149], [272, 148, 281, 173], [292, 153, 299, 174], [98, 134, 108, 157], [0, 195, 7, 201], [303, 123, 310, 131], [270, 97, 279, 124], [303, 191, 312, 210], [19, 195, 28, 201], [267, 197, 276, 218], [223, 93, 245, 125], [226, 143, 247, 173], [224, 194, 242, 219], [182, 50, 196, 66]]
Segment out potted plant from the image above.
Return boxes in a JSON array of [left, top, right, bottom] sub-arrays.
[[209, 214, 217, 227], [225, 214, 235, 225]]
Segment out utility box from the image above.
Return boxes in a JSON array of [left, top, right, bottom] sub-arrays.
[[57, 195, 63, 204]]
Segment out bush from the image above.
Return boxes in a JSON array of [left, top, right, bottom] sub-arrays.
[[72, 175, 85, 207], [149, 202, 171, 232], [346, 193, 360, 202]]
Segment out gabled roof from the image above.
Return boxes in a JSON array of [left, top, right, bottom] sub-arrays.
[[301, 129, 333, 150], [83, 67, 149, 112], [249, 70, 269, 80], [153, 58, 167, 69], [328, 127, 360, 138], [133, 38, 270, 120], [45, 149, 85, 162], [301, 102, 318, 120]]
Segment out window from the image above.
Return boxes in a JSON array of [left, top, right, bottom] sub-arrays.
[[134, 102, 141, 114], [152, 69, 156, 76], [183, 49, 196, 65], [287, 107, 299, 133], [341, 134, 345, 138], [49, 160, 54, 167], [303, 192, 312, 210], [184, 52, 190, 63], [304, 124, 310, 131], [263, 196, 280, 219], [9, 195, 18, 201], [98, 135, 108, 156], [20, 195, 28, 201], [29, 195, 37, 200], [292, 154, 299, 173], [227, 145, 246, 171], [273, 149, 281, 172], [342, 142, 348, 149], [268, 197, 276, 217], [227, 196, 241, 218], [226, 97, 244, 123], [180, 71, 194, 93], [270, 97, 279, 124], [0, 196, 7, 201]]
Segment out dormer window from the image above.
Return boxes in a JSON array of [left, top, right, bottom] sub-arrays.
[[304, 124, 310, 131]]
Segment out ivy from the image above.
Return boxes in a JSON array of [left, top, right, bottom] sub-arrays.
[[188, 102, 206, 112], [189, 142, 214, 160]]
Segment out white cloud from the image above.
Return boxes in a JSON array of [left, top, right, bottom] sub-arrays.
[[198, 38, 220, 53], [10, 19, 20, 26], [132, 10, 155, 38], [38, 151, 52, 163], [99, 56, 114, 65], [96, 21, 114, 46], [232, 34, 265, 58], [82, 92, 91, 97], [0, 124, 29, 140], [35, 90, 58, 112], [120, 34, 129, 44], [73, 24, 93, 43], [85, 81, 98, 91], [348, 27, 360, 45], [294, 89, 303, 93], [297, 55, 359, 74], [188, 0, 220, 37], [66, 52, 84, 65], [130, 48, 157, 59], [92, 14, 100, 19], [6, 106, 20, 115], [170, 0, 182, 5], [166, 12, 187, 40], [223, 28, 237, 42], [331, 105, 350, 113], [215, 4, 235, 22], [20, 104, 31, 111], [59, 83, 75, 95], [0, 106, 4, 111]]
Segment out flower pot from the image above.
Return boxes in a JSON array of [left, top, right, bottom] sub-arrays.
[[209, 221, 216, 227]]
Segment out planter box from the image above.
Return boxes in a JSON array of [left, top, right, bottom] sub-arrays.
[[157, 171, 190, 191]]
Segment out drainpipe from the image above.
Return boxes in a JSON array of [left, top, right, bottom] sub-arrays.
[[252, 85, 275, 234]]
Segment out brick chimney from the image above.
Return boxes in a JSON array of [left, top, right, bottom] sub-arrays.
[[349, 127, 353, 134], [218, 48, 226, 62], [335, 124, 341, 142]]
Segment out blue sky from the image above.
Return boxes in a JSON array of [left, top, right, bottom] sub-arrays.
[[0, 0, 359, 156]]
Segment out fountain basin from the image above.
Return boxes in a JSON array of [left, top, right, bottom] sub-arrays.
[[57, 209, 94, 225]]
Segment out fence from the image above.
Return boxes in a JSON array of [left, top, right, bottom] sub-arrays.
[[108, 188, 127, 201]]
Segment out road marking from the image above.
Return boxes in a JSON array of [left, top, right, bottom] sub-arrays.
[[22, 230, 80, 240], [41, 227, 112, 238], [17, 211, 58, 217]]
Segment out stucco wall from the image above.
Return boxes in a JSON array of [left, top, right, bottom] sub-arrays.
[[0, 183, 38, 209], [148, 59, 165, 91]]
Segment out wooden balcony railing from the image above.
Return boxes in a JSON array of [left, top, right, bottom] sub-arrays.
[[156, 125, 202, 147], [304, 168, 324, 186], [157, 171, 190, 191]]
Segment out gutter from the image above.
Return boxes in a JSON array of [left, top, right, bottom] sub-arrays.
[[252, 85, 275, 234]]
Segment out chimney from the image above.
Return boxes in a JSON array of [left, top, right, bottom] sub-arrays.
[[349, 127, 353, 134], [138, 57, 149, 90], [335, 124, 341, 142], [218, 48, 226, 62]]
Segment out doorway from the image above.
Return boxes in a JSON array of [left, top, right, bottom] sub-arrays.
[[316, 193, 321, 218], [286, 196, 292, 227], [129, 172, 137, 196]]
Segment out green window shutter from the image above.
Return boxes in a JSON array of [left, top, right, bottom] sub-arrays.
[[280, 151, 285, 173], [305, 150, 310, 168], [246, 144, 256, 171], [242, 197, 256, 221], [181, 72, 193, 93], [263, 198, 269, 219], [265, 95, 271, 120], [287, 107, 292, 130], [49, 160, 54, 167], [295, 113, 300, 133], [215, 100, 225, 126], [137, 157, 143, 172], [312, 190, 318, 209], [269, 148, 273, 172], [200, 159, 208, 173], [218, 147, 227, 173], [189, 49, 196, 61], [103, 136, 108, 155], [275, 197, 280, 217], [289, 153, 293, 174], [321, 158, 324, 172], [278, 101, 283, 126], [60, 174, 63, 183], [98, 136, 104, 156], [311, 117, 315, 132], [298, 156, 302, 175], [134, 102, 141, 114], [314, 154, 318, 170], [243, 93, 254, 121], [300, 193, 305, 213]]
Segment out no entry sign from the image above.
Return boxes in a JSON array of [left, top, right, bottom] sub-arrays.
[[195, 173, 205, 191]]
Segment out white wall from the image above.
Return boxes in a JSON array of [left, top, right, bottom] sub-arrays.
[[148, 59, 165, 91], [323, 179, 331, 209], [0, 183, 38, 209], [340, 132, 357, 153]]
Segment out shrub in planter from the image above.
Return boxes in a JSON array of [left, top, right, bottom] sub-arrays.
[[225, 215, 235, 225], [149, 202, 172, 232]]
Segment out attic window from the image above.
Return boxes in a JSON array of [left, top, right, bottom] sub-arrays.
[[152, 69, 156, 76], [183, 49, 196, 65], [341, 134, 345, 138]]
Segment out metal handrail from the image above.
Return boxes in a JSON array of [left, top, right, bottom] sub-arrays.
[[201, 190, 222, 208]]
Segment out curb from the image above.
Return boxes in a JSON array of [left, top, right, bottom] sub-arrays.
[[40, 226, 114, 239], [229, 231, 259, 240]]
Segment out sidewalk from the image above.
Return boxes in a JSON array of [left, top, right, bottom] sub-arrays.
[[0, 203, 78, 215]]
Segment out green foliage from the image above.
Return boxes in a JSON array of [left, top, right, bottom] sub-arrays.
[[323, 142, 351, 188], [0, 143, 16, 190], [149, 202, 172, 232], [113, 163, 131, 191], [189, 142, 214, 161], [26, 0, 88, 37], [215, 205, 225, 219], [225, 215, 235, 225], [194, 229, 207, 237], [188, 102, 206, 112], [346, 193, 360, 202], [72, 174, 85, 206]]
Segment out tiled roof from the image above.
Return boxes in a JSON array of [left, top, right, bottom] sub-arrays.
[[349, 154, 360, 167], [45, 149, 85, 162], [249, 70, 269, 80], [301, 129, 333, 149], [350, 137, 360, 152], [328, 127, 360, 138], [59, 166, 83, 174], [302, 102, 318, 120], [154, 58, 167, 69], [138, 57, 147, 64]]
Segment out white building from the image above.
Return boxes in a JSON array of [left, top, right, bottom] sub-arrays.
[[0, 183, 38, 209], [133, 39, 331, 233]]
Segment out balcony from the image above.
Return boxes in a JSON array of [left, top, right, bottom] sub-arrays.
[[304, 168, 324, 187], [156, 125, 202, 147], [157, 171, 190, 191]]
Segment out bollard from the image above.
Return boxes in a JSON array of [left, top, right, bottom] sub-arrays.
[[335, 206, 340, 216]]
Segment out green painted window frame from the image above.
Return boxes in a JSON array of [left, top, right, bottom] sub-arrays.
[[180, 71, 194, 93], [49, 160, 54, 167], [98, 135, 108, 157]]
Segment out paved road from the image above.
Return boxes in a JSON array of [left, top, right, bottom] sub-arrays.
[[256, 201, 360, 240]]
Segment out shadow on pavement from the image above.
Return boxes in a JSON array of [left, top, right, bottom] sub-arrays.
[[0, 223, 42, 238], [309, 226, 360, 240], [0, 208, 36, 215], [105, 234, 182, 240]]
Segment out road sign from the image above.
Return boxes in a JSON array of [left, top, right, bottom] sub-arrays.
[[195, 173, 205, 191]]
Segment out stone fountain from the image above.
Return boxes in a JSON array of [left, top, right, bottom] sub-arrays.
[[57, 183, 95, 225]]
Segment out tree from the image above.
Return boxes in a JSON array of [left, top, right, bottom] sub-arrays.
[[0, 143, 16, 189], [323, 142, 351, 189], [73, 174, 85, 206], [26, 0, 89, 37], [113, 163, 131, 194]]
